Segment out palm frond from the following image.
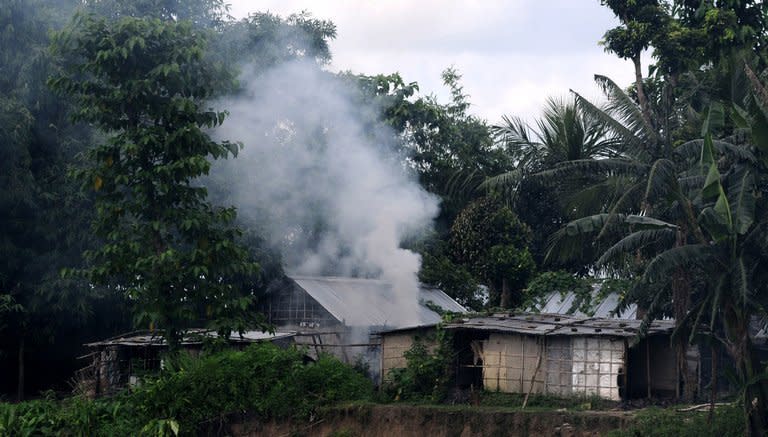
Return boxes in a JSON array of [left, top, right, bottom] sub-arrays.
[[446, 167, 486, 204], [725, 165, 755, 235], [572, 90, 651, 162], [734, 257, 750, 310], [545, 213, 617, 265], [643, 159, 678, 207], [674, 139, 756, 163], [480, 169, 522, 194], [641, 244, 715, 285], [593, 74, 658, 145], [595, 180, 645, 240], [596, 228, 676, 268], [532, 159, 648, 183]]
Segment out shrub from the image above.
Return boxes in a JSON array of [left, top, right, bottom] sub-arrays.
[[0, 343, 373, 436], [384, 329, 453, 402], [129, 343, 373, 433]]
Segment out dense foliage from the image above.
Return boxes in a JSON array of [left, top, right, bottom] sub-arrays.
[[2, 0, 768, 434], [0, 344, 372, 436]]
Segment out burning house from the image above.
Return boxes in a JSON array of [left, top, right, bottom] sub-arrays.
[[260, 275, 467, 380]]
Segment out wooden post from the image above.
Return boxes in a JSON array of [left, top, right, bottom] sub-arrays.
[[709, 345, 718, 423], [646, 340, 652, 399], [675, 345, 681, 400], [622, 339, 629, 401], [523, 338, 544, 408], [17, 337, 25, 401]]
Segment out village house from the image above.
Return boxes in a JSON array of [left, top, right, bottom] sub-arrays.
[[445, 313, 676, 401], [379, 290, 700, 401]]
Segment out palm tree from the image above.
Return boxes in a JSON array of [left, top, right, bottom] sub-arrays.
[[545, 70, 768, 433], [492, 96, 622, 173], [479, 96, 625, 266]]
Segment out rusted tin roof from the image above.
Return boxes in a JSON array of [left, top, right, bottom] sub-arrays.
[[445, 313, 674, 338], [85, 329, 296, 348]]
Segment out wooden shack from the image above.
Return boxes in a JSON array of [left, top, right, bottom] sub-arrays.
[[445, 314, 677, 401], [76, 329, 295, 397]]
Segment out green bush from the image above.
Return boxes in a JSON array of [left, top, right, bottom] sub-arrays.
[[130, 343, 373, 433], [0, 343, 373, 436], [607, 404, 745, 437], [384, 329, 453, 402]]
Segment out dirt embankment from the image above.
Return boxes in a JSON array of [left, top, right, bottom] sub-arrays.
[[231, 404, 635, 437]]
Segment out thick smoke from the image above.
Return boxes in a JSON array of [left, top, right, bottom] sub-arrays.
[[211, 60, 439, 325]]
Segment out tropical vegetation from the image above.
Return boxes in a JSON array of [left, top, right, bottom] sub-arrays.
[[2, 0, 768, 435]]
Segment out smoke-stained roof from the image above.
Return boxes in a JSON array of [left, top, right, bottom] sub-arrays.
[[289, 275, 467, 330]]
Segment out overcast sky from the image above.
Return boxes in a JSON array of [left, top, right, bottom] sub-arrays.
[[227, 1, 638, 124]]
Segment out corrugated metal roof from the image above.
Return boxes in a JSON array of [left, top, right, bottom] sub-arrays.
[[289, 275, 467, 329], [86, 329, 296, 347], [445, 313, 674, 338], [531, 289, 637, 319]]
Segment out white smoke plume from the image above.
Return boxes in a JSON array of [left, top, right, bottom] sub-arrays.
[[210, 60, 439, 324]]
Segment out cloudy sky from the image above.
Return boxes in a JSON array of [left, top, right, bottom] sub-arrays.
[[227, 1, 639, 124]]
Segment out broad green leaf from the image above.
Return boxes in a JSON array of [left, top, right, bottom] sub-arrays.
[[700, 133, 715, 173], [713, 189, 733, 233], [624, 215, 677, 229], [728, 167, 755, 234], [701, 162, 721, 200], [698, 206, 730, 241], [700, 101, 724, 137]]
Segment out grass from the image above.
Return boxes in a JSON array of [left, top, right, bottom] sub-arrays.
[[606, 404, 744, 437]]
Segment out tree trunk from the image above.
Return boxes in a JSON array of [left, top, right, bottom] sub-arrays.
[[673, 269, 694, 400], [499, 278, 511, 309], [672, 228, 694, 401], [740, 338, 768, 437], [632, 54, 657, 145], [17, 336, 25, 402], [709, 344, 717, 424], [724, 303, 768, 436]]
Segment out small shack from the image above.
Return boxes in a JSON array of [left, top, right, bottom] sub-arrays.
[[77, 329, 295, 397], [446, 313, 676, 401]]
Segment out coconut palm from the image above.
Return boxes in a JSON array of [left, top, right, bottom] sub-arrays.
[[492, 95, 622, 172]]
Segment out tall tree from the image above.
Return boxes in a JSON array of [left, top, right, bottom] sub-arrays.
[[50, 15, 260, 348]]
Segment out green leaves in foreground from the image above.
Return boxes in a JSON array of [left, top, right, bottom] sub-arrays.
[[0, 344, 372, 436]]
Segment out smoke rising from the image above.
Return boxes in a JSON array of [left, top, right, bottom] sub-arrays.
[[211, 60, 439, 325]]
